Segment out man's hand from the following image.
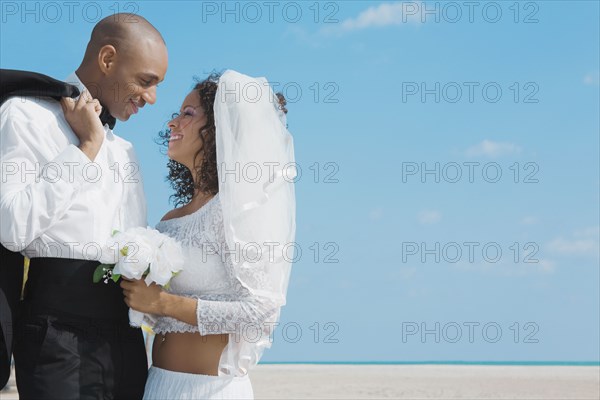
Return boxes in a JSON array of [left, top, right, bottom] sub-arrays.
[[60, 90, 105, 161]]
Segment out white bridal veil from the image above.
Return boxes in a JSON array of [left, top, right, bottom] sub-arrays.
[[214, 70, 296, 375]]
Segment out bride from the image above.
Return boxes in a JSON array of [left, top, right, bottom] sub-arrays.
[[66, 70, 296, 399]]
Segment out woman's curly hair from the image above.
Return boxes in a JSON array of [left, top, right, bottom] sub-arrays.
[[159, 73, 288, 207]]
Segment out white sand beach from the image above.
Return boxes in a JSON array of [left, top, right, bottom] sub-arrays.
[[250, 364, 600, 399], [2, 364, 599, 399]]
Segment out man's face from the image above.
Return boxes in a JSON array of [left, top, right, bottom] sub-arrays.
[[100, 38, 168, 121]]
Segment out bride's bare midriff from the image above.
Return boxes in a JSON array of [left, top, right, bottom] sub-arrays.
[[152, 332, 229, 376]]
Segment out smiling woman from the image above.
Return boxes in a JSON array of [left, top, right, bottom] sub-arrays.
[[157, 73, 221, 207], [157, 74, 289, 208], [119, 70, 297, 399]]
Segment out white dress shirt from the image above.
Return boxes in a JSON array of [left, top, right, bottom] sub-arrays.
[[0, 72, 147, 260]]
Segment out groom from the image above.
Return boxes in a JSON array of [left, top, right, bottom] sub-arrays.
[[0, 14, 167, 398]]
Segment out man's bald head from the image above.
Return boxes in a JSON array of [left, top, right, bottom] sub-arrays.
[[82, 13, 165, 64], [77, 13, 168, 122]]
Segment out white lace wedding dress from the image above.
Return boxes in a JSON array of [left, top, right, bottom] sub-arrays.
[[143, 193, 274, 399], [144, 69, 296, 400]]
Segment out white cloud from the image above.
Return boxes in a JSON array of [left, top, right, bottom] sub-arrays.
[[320, 2, 421, 36], [451, 258, 556, 276], [535, 259, 556, 274], [573, 226, 600, 238], [548, 238, 598, 255], [283, 25, 326, 48], [399, 266, 417, 279], [369, 207, 384, 221], [406, 286, 431, 298], [305, 2, 427, 41], [338, 279, 356, 289], [512, 258, 557, 275], [547, 226, 599, 257], [465, 140, 522, 158], [390, 266, 417, 280], [417, 210, 441, 225], [583, 71, 599, 86], [343, 3, 419, 30], [521, 216, 538, 225]]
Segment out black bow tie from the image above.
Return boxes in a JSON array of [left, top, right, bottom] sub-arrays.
[[0, 69, 116, 130], [99, 106, 116, 130]]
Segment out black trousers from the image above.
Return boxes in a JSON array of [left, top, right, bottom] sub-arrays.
[[0, 244, 24, 388], [13, 258, 147, 399]]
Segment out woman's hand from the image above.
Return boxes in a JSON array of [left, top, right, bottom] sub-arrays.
[[60, 90, 105, 160], [120, 278, 166, 315]]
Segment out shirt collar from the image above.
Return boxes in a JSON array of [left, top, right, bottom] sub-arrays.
[[65, 72, 87, 94], [65, 72, 115, 134]]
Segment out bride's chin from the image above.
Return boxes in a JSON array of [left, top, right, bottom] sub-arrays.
[[167, 151, 182, 164]]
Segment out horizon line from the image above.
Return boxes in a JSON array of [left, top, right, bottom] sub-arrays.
[[259, 361, 600, 366]]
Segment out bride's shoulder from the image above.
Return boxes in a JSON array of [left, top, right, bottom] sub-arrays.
[[160, 208, 184, 222], [158, 195, 221, 224]]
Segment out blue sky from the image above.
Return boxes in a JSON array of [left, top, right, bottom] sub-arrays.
[[1, 1, 598, 362]]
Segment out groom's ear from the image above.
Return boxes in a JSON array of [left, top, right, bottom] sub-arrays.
[[98, 45, 117, 74]]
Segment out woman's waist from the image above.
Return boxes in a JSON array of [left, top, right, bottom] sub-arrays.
[[152, 331, 229, 375], [155, 330, 229, 343]]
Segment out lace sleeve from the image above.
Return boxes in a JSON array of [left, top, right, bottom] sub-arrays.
[[193, 204, 279, 336], [195, 292, 278, 336]]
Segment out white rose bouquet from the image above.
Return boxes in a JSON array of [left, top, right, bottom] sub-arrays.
[[94, 227, 184, 327]]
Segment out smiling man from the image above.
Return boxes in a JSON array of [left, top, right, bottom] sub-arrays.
[[75, 14, 168, 122], [0, 13, 167, 399]]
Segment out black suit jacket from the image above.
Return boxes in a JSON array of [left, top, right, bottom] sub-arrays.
[[0, 69, 80, 389]]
